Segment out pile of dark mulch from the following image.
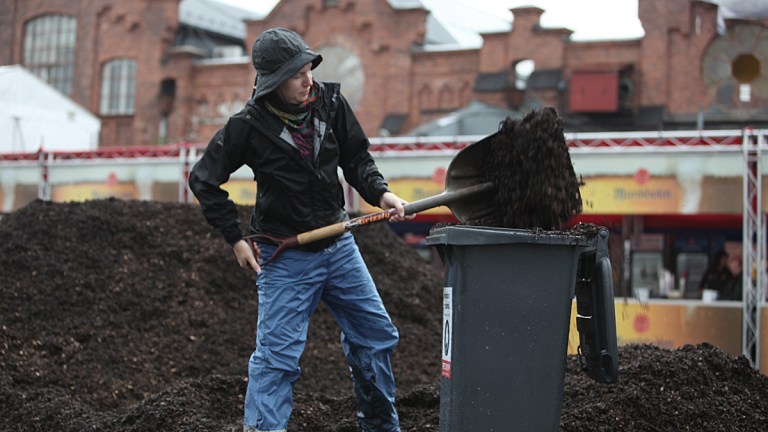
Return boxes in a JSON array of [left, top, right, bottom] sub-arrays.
[[2, 200, 767, 431], [562, 343, 768, 431], [0, 199, 441, 431]]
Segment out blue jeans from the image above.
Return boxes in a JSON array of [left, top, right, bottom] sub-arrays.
[[244, 233, 401, 431]]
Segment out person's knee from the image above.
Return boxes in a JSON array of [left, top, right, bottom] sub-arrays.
[[379, 322, 400, 350], [250, 343, 302, 374], [368, 321, 400, 353]]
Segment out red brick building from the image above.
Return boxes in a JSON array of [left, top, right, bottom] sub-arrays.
[[1, 0, 767, 147]]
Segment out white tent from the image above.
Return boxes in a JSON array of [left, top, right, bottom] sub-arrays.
[[0, 65, 100, 153]]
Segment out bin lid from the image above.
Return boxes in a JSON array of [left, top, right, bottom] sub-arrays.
[[426, 225, 591, 247]]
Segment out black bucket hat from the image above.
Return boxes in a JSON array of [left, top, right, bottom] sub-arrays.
[[251, 28, 322, 100]]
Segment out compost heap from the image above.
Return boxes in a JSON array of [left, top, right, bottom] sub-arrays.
[[1, 199, 768, 431], [481, 106, 583, 230]]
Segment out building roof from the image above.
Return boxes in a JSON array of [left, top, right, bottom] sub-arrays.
[[386, 0, 424, 9], [182, 0, 515, 51], [416, 0, 512, 50], [179, 0, 263, 39], [474, 71, 512, 92], [404, 101, 518, 137], [704, 0, 768, 34], [527, 69, 563, 90]]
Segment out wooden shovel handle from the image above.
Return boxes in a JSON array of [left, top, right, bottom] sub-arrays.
[[296, 209, 397, 245], [296, 222, 348, 245]]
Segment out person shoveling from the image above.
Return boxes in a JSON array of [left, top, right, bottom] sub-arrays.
[[190, 26, 583, 432]]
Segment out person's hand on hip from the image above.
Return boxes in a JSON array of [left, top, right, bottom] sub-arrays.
[[233, 239, 262, 273]]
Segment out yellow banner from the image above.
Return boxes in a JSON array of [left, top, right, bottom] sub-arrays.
[[223, 175, 735, 215], [580, 176, 681, 214], [52, 183, 139, 202], [221, 180, 257, 206], [567, 301, 768, 374]]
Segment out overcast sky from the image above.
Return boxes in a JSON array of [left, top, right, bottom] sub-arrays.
[[217, 0, 646, 41]]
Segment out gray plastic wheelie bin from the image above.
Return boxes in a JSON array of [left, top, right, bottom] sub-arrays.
[[426, 225, 617, 432]]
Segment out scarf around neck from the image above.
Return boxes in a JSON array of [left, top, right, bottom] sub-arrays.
[[265, 83, 320, 159]]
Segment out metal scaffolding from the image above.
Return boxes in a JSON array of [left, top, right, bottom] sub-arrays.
[[742, 129, 765, 368]]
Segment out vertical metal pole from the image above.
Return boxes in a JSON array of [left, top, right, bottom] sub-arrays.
[[752, 133, 768, 370], [179, 145, 189, 204], [621, 215, 633, 298], [12, 117, 26, 152], [742, 129, 761, 369], [623, 239, 631, 298], [37, 151, 51, 201], [344, 181, 360, 213]]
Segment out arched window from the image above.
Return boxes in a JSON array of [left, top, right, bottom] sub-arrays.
[[23, 14, 77, 95], [514, 59, 535, 90], [438, 84, 456, 109], [100, 59, 136, 115]]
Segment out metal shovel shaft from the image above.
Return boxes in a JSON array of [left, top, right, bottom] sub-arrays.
[[403, 181, 495, 215]]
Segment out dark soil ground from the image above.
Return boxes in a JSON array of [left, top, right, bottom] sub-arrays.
[[2, 199, 768, 431]]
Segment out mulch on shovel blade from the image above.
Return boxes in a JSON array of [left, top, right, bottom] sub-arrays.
[[475, 106, 583, 230]]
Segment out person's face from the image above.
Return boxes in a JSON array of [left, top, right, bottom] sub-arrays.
[[277, 62, 313, 105], [728, 258, 742, 275]]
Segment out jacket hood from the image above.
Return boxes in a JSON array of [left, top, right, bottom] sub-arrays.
[[251, 28, 322, 100]]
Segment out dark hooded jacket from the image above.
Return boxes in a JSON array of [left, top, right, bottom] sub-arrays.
[[188, 81, 390, 250]]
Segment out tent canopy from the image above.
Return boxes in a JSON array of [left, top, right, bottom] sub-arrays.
[[0, 65, 100, 153]]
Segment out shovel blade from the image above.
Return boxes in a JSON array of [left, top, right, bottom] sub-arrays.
[[444, 133, 497, 223]]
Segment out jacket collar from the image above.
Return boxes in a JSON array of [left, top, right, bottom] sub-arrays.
[[240, 83, 338, 171]]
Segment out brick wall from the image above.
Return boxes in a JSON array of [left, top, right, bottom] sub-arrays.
[[2, 0, 766, 147], [665, 1, 719, 116]]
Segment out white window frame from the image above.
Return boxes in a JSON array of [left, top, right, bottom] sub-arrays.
[[23, 14, 77, 95], [100, 59, 136, 116]]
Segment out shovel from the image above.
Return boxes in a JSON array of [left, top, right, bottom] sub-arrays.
[[244, 132, 497, 265]]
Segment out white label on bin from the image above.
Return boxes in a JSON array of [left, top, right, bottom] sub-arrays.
[[442, 286, 452, 378]]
